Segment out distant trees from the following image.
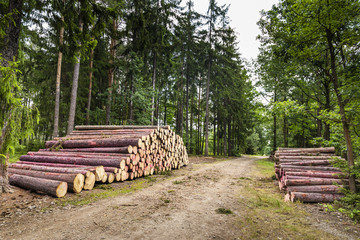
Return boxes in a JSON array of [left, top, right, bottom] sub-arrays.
[[257, 0, 360, 192], [2, 0, 255, 163]]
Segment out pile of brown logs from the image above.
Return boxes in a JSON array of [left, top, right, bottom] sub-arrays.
[[9, 125, 189, 197], [275, 147, 347, 203]]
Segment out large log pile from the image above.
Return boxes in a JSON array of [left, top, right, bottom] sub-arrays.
[[275, 147, 346, 203], [9, 125, 189, 197]]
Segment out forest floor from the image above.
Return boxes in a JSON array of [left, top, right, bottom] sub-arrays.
[[1, 155, 360, 240]]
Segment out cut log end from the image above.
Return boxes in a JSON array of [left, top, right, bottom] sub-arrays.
[[56, 182, 68, 198], [84, 172, 96, 190], [73, 174, 85, 193]]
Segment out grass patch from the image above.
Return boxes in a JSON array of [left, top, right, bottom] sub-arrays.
[[163, 199, 170, 203], [216, 208, 233, 215], [58, 180, 149, 206], [173, 180, 184, 184], [235, 158, 339, 240]]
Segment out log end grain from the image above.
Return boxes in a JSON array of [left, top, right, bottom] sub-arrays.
[[84, 172, 96, 190]]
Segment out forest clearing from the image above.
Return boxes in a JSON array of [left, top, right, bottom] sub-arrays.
[[1, 156, 360, 240]]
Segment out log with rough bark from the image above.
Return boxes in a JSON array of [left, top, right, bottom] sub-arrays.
[[75, 125, 170, 130], [9, 174, 68, 198], [41, 146, 134, 154], [9, 163, 96, 190], [284, 178, 346, 186], [285, 171, 345, 179], [288, 192, 344, 203], [20, 155, 124, 168], [8, 168, 84, 193], [45, 138, 142, 149], [286, 185, 342, 193], [277, 147, 335, 153], [16, 161, 105, 182]]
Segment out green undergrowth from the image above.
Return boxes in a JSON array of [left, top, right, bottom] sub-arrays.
[[56, 174, 164, 207], [235, 159, 339, 240]]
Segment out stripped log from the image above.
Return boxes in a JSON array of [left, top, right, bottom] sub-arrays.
[[9, 174, 68, 198], [8, 168, 84, 193], [289, 192, 344, 203]]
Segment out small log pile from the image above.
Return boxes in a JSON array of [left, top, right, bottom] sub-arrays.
[[275, 147, 346, 203], [9, 125, 189, 197]]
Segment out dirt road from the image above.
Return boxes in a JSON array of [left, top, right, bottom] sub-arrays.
[[1, 156, 359, 240]]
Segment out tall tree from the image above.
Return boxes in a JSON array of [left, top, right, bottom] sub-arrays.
[[53, 0, 65, 137]]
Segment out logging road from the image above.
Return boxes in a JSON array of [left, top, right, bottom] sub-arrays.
[[1, 156, 359, 239]]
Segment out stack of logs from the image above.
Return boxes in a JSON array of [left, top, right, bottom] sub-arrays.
[[8, 125, 189, 197], [275, 147, 347, 203]]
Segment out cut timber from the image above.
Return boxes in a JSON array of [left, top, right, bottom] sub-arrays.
[[9, 174, 67, 198], [286, 185, 342, 193], [42, 147, 132, 154], [8, 168, 84, 193], [45, 138, 142, 149], [9, 163, 96, 190], [290, 192, 344, 203], [106, 172, 115, 183], [285, 171, 344, 179], [20, 155, 123, 168], [277, 147, 335, 153], [280, 166, 341, 172], [16, 161, 105, 182], [75, 125, 170, 130], [285, 178, 345, 186], [279, 160, 333, 166]]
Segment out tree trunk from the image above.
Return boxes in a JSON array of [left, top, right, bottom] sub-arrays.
[[283, 115, 288, 148], [204, 58, 210, 156], [106, 19, 117, 125], [151, 50, 156, 125], [326, 29, 356, 192], [273, 88, 277, 151], [228, 117, 231, 156], [223, 120, 227, 156], [67, 19, 83, 134], [190, 96, 194, 154], [86, 47, 94, 125], [0, 0, 23, 194], [53, 3, 65, 138]]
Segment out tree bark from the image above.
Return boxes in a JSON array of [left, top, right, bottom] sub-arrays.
[[326, 29, 356, 192], [0, 0, 23, 194], [53, 1, 65, 137], [67, 19, 83, 134], [106, 19, 117, 125], [8, 168, 84, 193], [86, 46, 94, 125], [9, 174, 67, 198], [289, 192, 343, 203], [151, 50, 157, 125]]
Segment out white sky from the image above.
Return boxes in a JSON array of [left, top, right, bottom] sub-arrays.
[[192, 0, 279, 61]]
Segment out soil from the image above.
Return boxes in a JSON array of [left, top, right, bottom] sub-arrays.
[[1, 156, 359, 240]]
